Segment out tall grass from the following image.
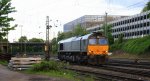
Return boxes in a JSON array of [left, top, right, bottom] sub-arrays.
[[0, 60, 8, 66], [30, 60, 68, 72], [26, 60, 94, 81], [110, 36, 150, 55]]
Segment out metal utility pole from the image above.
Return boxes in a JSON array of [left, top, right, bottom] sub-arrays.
[[105, 12, 108, 37], [45, 16, 51, 61]]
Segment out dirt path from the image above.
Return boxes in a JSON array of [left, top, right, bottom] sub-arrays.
[[0, 65, 71, 81]]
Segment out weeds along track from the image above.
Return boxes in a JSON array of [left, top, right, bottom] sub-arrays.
[[66, 65, 150, 81]]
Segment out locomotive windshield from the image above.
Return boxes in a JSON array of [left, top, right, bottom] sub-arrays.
[[89, 39, 97, 44], [99, 39, 108, 45]]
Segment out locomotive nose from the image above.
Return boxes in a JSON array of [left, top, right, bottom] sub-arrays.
[[88, 45, 109, 55]]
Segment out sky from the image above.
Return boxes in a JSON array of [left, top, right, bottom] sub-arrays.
[[8, 0, 149, 42]]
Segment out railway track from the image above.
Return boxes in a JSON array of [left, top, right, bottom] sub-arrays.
[[108, 58, 150, 68], [100, 65, 150, 77], [66, 65, 150, 81], [59, 58, 150, 81], [107, 62, 150, 69]]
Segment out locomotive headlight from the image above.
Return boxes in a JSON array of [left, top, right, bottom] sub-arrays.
[[89, 51, 93, 54]]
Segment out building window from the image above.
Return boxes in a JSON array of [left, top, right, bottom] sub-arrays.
[[138, 17, 140, 21], [127, 33, 129, 37], [137, 24, 140, 28], [118, 28, 120, 32], [140, 16, 143, 20], [132, 18, 134, 22], [147, 30, 149, 34], [144, 23, 146, 27], [140, 31, 143, 35], [132, 25, 134, 29], [130, 19, 132, 22], [122, 27, 125, 31], [125, 27, 127, 30], [127, 26, 129, 30], [138, 31, 140, 35], [140, 23, 143, 28], [135, 17, 137, 21], [135, 24, 137, 28], [144, 30, 146, 34], [125, 20, 127, 24], [144, 15, 147, 19], [147, 22, 150, 26], [127, 20, 129, 23]]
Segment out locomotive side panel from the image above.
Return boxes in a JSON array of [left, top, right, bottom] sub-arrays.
[[80, 39, 88, 52], [63, 42, 72, 52], [71, 40, 80, 52]]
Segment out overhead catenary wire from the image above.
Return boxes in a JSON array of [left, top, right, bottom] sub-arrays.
[[106, 0, 149, 14]]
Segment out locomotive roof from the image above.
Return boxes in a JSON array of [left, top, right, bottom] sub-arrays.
[[58, 33, 92, 43], [81, 33, 91, 40], [58, 37, 76, 43]]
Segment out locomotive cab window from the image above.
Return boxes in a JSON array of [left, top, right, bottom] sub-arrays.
[[89, 39, 97, 44], [99, 39, 107, 45], [59, 43, 63, 50]]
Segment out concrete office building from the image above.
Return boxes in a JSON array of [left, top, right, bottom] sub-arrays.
[[110, 10, 150, 40], [64, 15, 127, 32], [87, 11, 150, 40]]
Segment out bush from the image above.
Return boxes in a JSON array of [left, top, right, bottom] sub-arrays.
[[31, 61, 68, 72], [0, 60, 8, 66], [111, 36, 150, 55]]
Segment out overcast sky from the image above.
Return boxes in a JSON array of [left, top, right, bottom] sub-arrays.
[[8, 0, 148, 42]]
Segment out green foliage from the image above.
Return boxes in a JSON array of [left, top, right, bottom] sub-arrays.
[[111, 36, 150, 55], [26, 60, 94, 81], [108, 33, 114, 45], [57, 24, 89, 41], [142, 1, 150, 12], [57, 31, 65, 42], [28, 38, 44, 43], [102, 24, 114, 45], [18, 36, 28, 42], [72, 24, 89, 36], [0, 0, 17, 39], [30, 61, 68, 72], [51, 38, 57, 54], [110, 43, 123, 51], [13, 37, 44, 54], [0, 60, 8, 66], [118, 33, 123, 44]]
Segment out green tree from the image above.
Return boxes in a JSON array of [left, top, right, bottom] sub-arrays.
[[57, 31, 65, 42], [18, 36, 28, 42], [28, 38, 44, 53], [118, 33, 123, 44], [29, 38, 44, 43], [142, 1, 150, 12], [57, 24, 89, 42], [73, 24, 89, 36], [102, 24, 114, 45], [0, 0, 17, 40], [51, 37, 57, 54]]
